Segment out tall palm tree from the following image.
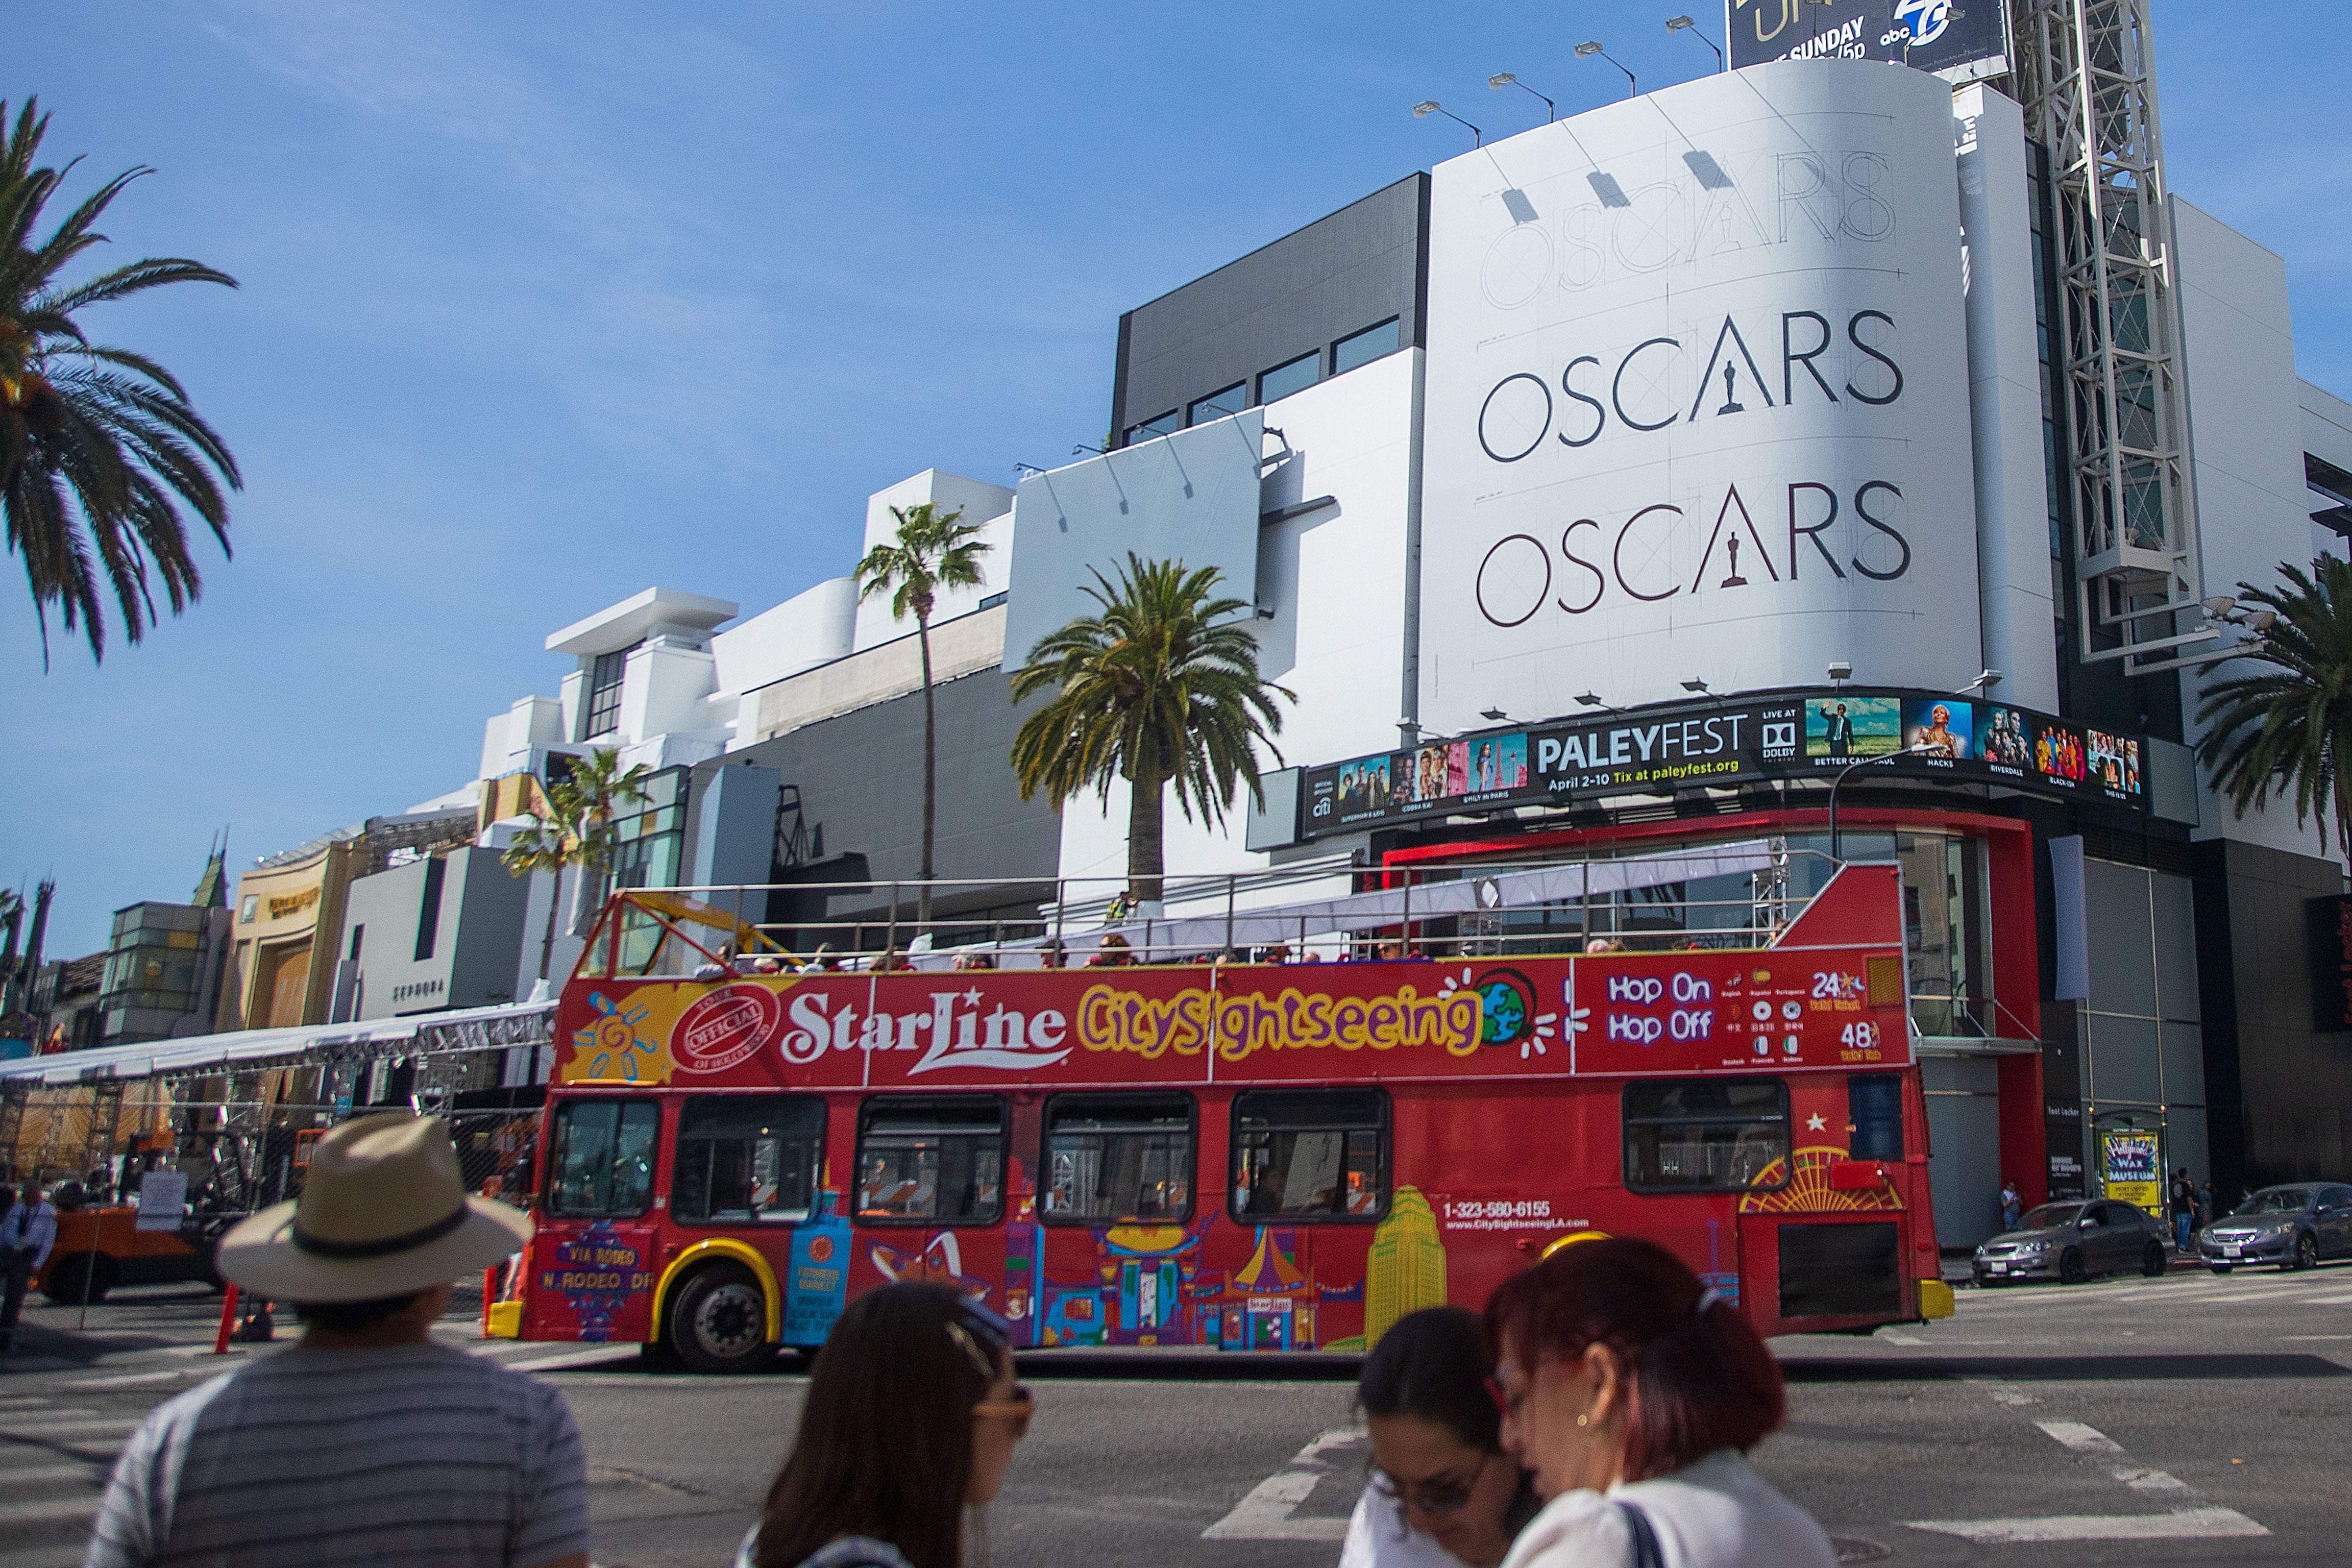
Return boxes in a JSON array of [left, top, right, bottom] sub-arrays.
[[2196, 556, 2352, 859], [2, 99, 240, 665], [854, 501, 990, 931], [1010, 554, 1292, 906], [501, 747, 652, 991]]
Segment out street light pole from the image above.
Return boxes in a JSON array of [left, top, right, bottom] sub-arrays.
[[1828, 745, 1937, 861]]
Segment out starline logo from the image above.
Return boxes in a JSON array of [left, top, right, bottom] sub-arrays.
[[781, 987, 1070, 1074]]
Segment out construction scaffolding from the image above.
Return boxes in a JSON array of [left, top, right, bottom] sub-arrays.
[[0, 1002, 556, 1215], [2011, 0, 2209, 670]]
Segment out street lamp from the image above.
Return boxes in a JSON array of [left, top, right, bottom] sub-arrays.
[[1575, 41, 1636, 99], [1665, 15, 1725, 71], [1412, 101, 1482, 147], [1828, 744, 1939, 862], [1488, 72, 1556, 121]]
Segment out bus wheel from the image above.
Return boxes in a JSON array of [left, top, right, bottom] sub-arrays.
[[668, 1265, 774, 1375], [2058, 1249, 2088, 1286], [41, 1253, 113, 1305]]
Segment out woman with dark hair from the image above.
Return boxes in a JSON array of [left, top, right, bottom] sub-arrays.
[[743, 1282, 1034, 1568], [1484, 1238, 1834, 1567], [1340, 1307, 1538, 1568]]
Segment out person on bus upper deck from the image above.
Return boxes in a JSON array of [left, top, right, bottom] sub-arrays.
[[1086, 933, 1134, 967], [1484, 1238, 1835, 1568], [799, 944, 841, 974], [740, 1282, 1033, 1568], [1340, 1306, 1538, 1568], [1038, 940, 1067, 970]]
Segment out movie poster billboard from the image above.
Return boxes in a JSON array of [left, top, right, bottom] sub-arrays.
[[1298, 685, 2144, 839]]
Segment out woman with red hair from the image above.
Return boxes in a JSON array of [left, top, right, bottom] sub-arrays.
[[1483, 1238, 1835, 1567]]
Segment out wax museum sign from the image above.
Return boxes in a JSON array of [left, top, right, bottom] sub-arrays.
[[1417, 60, 1981, 731]]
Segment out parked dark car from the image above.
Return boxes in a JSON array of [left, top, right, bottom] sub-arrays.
[[2199, 1183, 2352, 1273], [1972, 1199, 2170, 1286]]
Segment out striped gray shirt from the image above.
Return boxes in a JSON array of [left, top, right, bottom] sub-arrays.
[[83, 1342, 589, 1568]]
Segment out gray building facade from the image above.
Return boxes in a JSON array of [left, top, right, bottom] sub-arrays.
[[336, 848, 530, 1020]]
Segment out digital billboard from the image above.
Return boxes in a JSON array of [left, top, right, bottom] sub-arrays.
[[1726, 0, 2011, 82], [1417, 62, 1982, 734], [1297, 687, 2145, 839]]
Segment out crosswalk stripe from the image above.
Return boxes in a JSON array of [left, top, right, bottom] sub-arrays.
[[2036, 1420, 2123, 1454], [1905, 1507, 2268, 1542], [0, 1417, 140, 1440], [0, 1462, 110, 1486], [2299, 1293, 2352, 1305], [0, 1494, 103, 1523]]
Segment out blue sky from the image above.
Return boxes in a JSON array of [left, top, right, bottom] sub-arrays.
[[5, 1, 2345, 958]]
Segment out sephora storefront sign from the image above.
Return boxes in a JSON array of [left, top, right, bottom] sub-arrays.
[[1297, 688, 2145, 840], [1418, 61, 1981, 732]]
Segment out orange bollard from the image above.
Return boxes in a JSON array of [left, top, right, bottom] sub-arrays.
[[212, 1283, 241, 1355]]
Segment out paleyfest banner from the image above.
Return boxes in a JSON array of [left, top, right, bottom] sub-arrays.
[[1298, 686, 2145, 839], [1417, 62, 1983, 732]]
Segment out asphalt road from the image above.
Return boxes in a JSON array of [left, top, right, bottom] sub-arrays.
[[4, 1261, 2349, 1567]]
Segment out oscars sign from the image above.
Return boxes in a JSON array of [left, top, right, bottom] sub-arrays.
[[1416, 60, 1982, 730]]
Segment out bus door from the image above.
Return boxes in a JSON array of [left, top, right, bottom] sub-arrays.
[[528, 1096, 662, 1343]]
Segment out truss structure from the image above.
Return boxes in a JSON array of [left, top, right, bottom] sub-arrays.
[[2012, 0, 2209, 669]]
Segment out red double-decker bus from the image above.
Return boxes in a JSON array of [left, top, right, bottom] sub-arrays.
[[499, 863, 1948, 1370]]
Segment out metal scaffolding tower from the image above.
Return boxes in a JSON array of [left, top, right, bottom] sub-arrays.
[[2012, 0, 2211, 669]]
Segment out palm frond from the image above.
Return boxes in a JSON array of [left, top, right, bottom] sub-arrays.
[[2194, 556, 2352, 857], [2, 97, 237, 663]]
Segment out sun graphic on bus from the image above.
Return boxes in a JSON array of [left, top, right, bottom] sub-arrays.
[[572, 992, 657, 1082], [1737, 1147, 1905, 1213], [1438, 968, 1559, 1060]]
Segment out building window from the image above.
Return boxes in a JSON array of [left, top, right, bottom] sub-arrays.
[[583, 647, 633, 740], [1258, 352, 1320, 404], [1124, 409, 1181, 447], [1188, 383, 1248, 427], [855, 1097, 1007, 1225], [1230, 1088, 1388, 1221], [672, 1094, 824, 1224], [611, 767, 688, 890], [413, 856, 447, 962], [1333, 318, 1401, 375], [1623, 1077, 1790, 1193], [239, 894, 258, 923], [1042, 1093, 1194, 1223], [546, 1098, 658, 1217]]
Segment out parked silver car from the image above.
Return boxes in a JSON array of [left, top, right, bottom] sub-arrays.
[[1973, 1199, 2170, 1286], [2199, 1184, 2352, 1273]]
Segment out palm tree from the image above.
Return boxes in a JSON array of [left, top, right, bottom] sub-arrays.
[[854, 501, 991, 931], [1010, 554, 1293, 906], [2196, 556, 2352, 859], [501, 747, 652, 991], [2, 99, 240, 665]]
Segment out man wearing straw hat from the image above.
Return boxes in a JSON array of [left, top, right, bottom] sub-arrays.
[[84, 1113, 589, 1568]]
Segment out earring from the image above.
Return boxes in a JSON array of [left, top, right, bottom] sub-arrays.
[[1576, 1413, 1589, 1428]]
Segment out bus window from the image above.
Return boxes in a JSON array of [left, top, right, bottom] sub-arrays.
[[673, 1095, 824, 1224], [1848, 1074, 1904, 1159], [1230, 1089, 1388, 1221], [547, 1099, 658, 1217], [856, 1097, 1007, 1226], [1041, 1094, 1194, 1224], [1623, 1078, 1790, 1193]]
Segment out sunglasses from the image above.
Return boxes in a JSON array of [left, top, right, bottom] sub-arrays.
[[972, 1384, 1036, 1440], [1484, 1375, 1528, 1419], [1369, 1452, 1494, 1517]]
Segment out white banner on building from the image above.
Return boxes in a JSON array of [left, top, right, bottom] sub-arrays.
[[1417, 59, 1981, 731]]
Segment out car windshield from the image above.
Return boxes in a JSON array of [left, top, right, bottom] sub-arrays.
[[2232, 1189, 2314, 1216], [2017, 1203, 2082, 1230]]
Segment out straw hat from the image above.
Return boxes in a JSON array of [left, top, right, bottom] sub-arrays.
[[217, 1113, 532, 1302]]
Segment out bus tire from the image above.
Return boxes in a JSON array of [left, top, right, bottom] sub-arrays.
[[2057, 1248, 2087, 1286], [42, 1253, 113, 1305], [667, 1264, 775, 1375]]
